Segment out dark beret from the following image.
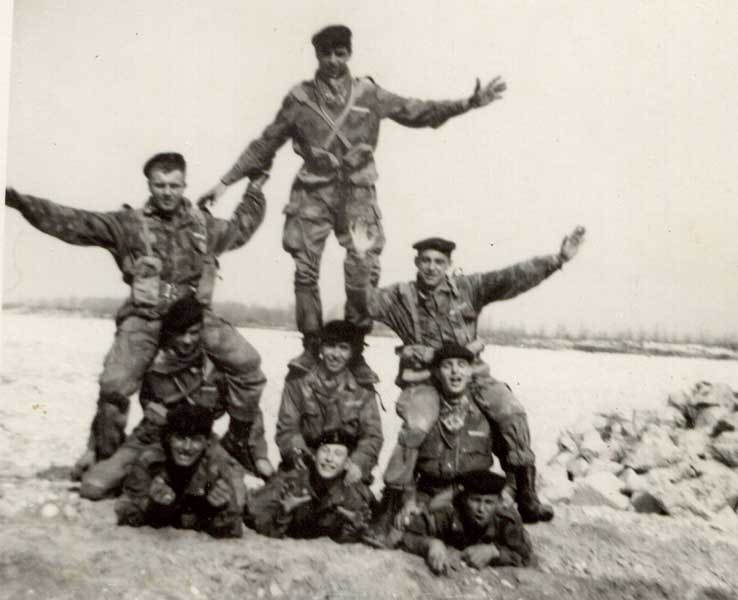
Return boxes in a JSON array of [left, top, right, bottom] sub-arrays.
[[412, 237, 456, 256], [457, 470, 507, 495], [165, 403, 213, 438], [143, 152, 186, 178], [320, 320, 364, 346], [161, 295, 204, 335], [317, 428, 357, 451], [312, 25, 352, 52], [432, 342, 475, 368]]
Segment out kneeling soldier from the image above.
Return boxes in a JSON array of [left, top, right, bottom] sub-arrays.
[[82, 296, 273, 499], [401, 470, 533, 575], [115, 403, 246, 538], [244, 429, 374, 543], [275, 320, 383, 485]]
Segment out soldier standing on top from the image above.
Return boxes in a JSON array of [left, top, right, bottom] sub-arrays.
[[199, 24, 507, 384]]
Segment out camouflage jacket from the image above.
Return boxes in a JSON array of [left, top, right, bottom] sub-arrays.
[[402, 497, 533, 567], [220, 70, 471, 188], [244, 466, 373, 543], [115, 438, 246, 538], [275, 367, 383, 479], [126, 348, 268, 464], [415, 396, 495, 497], [5, 187, 265, 319], [348, 254, 563, 380]]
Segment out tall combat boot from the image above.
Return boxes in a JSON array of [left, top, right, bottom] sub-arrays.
[[351, 338, 379, 386], [361, 487, 406, 549], [514, 466, 554, 523], [288, 334, 320, 376]]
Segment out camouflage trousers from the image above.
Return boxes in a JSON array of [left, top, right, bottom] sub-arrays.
[[282, 181, 386, 336], [91, 310, 265, 459], [382, 375, 536, 490]]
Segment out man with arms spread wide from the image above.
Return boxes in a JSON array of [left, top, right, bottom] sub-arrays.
[[199, 24, 507, 384]]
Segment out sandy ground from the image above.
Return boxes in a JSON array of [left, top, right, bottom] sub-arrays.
[[2, 312, 738, 599]]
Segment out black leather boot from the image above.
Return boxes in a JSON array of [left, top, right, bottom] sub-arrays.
[[515, 466, 554, 523]]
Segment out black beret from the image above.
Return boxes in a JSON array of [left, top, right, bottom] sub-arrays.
[[457, 470, 507, 495], [412, 237, 456, 256], [165, 403, 213, 438], [319, 320, 363, 346], [161, 295, 204, 335], [143, 152, 186, 178], [311, 25, 352, 52], [317, 428, 357, 451], [432, 342, 475, 368]]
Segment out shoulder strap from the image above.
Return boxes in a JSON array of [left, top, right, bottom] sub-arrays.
[[290, 81, 357, 150]]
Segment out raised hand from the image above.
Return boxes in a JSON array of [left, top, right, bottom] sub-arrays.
[[279, 491, 312, 514], [198, 181, 227, 209], [343, 459, 363, 485], [206, 478, 232, 508], [427, 539, 450, 575], [349, 218, 377, 258], [469, 76, 507, 108], [393, 498, 422, 530], [559, 225, 586, 263], [149, 475, 176, 506], [461, 543, 500, 569]]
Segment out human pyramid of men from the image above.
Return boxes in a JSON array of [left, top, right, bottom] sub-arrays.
[[5, 25, 586, 574]]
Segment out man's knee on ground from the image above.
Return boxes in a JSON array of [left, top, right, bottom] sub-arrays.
[[80, 463, 123, 500]]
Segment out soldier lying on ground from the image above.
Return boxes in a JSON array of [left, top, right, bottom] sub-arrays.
[[115, 403, 246, 539], [348, 221, 585, 545], [401, 470, 533, 574], [198, 24, 507, 385], [244, 429, 373, 543], [5, 153, 268, 478], [81, 296, 274, 500], [275, 320, 383, 485]]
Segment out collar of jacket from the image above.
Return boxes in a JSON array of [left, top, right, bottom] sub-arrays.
[[142, 197, 194, 222], [313, 70, 353, 100], [150, 347, 206, 375], [415, 275, 460, 301], [306, 365, 358, 393]]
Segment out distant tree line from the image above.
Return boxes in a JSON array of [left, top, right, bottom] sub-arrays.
[[3, 297, 736, 352]]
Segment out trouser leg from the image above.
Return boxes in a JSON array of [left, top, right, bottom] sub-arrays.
[[80, 445, 140, 500], [92, 316, 161, 460], [202, 310, 266, 426]]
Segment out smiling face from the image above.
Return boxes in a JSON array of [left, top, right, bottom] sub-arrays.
[[315, 443, 350, 480], [316, 46, 351, 79], [147, 168, 186, 215], [320, 341, 353, 375], [415, 249, 452, 290], [464, 492, 501, 528], [168, 432, 208, 468], [168, 322, 203, 358], [437, 357, 472, 398]]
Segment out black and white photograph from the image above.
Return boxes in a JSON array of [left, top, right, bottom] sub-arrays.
[[1, 1, 737, 598]]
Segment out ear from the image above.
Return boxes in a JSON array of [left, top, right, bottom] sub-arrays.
[[414, 254, 422, 269]]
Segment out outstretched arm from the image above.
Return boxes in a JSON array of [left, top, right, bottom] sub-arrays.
[[374, 76, 506, 129], [208, 176, 268, 255], [6, 187, 122, 251], [469, 226, 586, 309], [274, 381, 311, 463]]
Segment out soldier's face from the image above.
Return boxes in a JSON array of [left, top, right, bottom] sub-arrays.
[[320, 341, 353, 374], [168, 433, 208, 467], [464, 492, 500, 528], [148, 168, 186, 214], [315, 443, 349, 480], [415, 250, 451, 289], [169, 322, 203, 358], [437, 358, 472, 397], [316, 46, 351, 78]]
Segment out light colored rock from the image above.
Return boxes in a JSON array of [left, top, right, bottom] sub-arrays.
[[694, 406, 732, 431], [659, 406, 687, 429], [570, 471, 630, 510], [62, 505, 79, 520], [712, 412, 738, 436], [565, 455, 590, 481], [667, 390, 690, 413], [689, 382, 737, 430], [623, 428, 684, 473], [586, 459, 623, 477], [579, 430, 608, 460], [540, 466, 574, 505], [674, 429, 711, 461], [710, 505, 738, 531], [40, 503, 59, 519], [619, 468, 648, 495], [709, 431, 738, 468], [630, 491, 668, 515]]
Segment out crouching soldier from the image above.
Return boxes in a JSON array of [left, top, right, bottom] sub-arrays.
[[401, 470, 533, 574], [244, 429, 373, 542], [348, 222, 585, 541], [275, 320, 383, 485], [81, 295, 274, 500], [115, 403, 246, 538]]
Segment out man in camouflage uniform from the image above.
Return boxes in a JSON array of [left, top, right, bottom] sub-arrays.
[[275, 320, 383, 485], [5, 153, 268, 475], [244, 429, 374, 543], [80, 296, 274, 500], [348, 223, 586, 539], [401, 469, 533, 574], [115, 403, 246, 539], [199, 24, 507, 382]]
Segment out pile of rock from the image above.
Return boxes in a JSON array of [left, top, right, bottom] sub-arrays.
[[542, 381, 738, 526]]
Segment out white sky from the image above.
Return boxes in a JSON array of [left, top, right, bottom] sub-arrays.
[[1, 0, 737, 339]]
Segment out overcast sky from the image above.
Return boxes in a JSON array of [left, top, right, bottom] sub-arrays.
[[2, 1, 736, 340]]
